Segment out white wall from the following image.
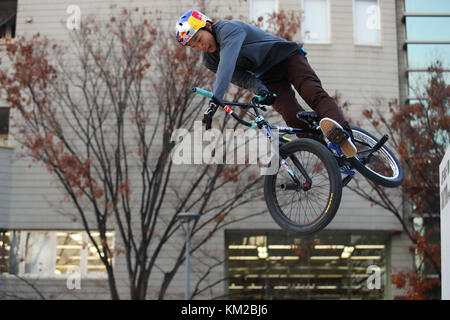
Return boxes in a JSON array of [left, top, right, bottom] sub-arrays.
[[440, 145, 450, 300]]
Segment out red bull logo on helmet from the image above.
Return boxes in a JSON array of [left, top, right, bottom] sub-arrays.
[[176, 10, 209, 46], [188, 10, 206, 30]]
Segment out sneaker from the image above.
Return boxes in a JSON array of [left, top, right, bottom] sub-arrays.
[[319, 118, 357, 158]]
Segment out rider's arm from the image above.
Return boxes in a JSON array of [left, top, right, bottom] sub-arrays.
[[210, 23, 247, 101], [203, 56, 268, 96]]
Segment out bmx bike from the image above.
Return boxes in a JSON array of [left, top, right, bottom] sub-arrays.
[[192, 87, 403, 236]]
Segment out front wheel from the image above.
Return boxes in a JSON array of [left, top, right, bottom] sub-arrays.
[[264, 139, 342, 236], [349, 126, 404, 188]]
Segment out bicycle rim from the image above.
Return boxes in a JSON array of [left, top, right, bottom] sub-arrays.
[[352, 128, 402, 185]]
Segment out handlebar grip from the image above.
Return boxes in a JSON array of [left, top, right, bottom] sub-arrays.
[[192, 87, 214, 99], [254, 93, 277, 102], [254, 95, 264, 102]]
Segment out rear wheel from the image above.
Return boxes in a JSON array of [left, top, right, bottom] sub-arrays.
[[349, 126, 404, 188], [264, 139, 342, 235]]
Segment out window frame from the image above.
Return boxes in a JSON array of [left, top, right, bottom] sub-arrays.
[[0, 230, 115, 280], [353, 0, 382, 47], [301, 0, 332, 44]]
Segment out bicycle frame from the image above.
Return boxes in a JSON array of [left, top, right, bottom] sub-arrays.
[[223, 101, 320, 138], [192, 87, 316, 190], [191, 87, 402, 234]]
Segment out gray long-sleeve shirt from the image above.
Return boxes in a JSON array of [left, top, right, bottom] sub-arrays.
[[203, 20, 304, 101]]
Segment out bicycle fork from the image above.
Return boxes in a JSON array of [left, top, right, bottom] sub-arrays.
[[258, 117, 312, 192], [280, 155, 313, 191]]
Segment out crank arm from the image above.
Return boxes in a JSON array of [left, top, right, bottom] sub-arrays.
[[369, 134, 389, 155], [358, 134, 389, 164]]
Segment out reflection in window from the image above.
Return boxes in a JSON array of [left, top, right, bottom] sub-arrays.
[[226, 230, 389, 300], [412, 216, 440, 277], [354, 0, 380, 45], [0, 230, 114, 277], [56, 232, 83, 275], [0, 230, 20, 275], [87, 232, 114, 276], [407, 44, 450, 70], [403, 1, 450, 106], [408, 71, 450, 98], [0, 108, 9, 135], [0, 107, 9, 146], [302, 0, 329, 43], [24, 232, 53, 275], [0, 1, 17, 40]]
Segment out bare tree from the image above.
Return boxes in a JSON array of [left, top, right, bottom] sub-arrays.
[[0, 7, 267, 299], [343, 62, 448, 299]]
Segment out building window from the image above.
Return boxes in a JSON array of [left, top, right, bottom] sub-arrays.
[[301, 0, 330, 43], [405, 0, 450, 13], [0, 1, 17, 42], [23, 231, 54, 275], [0, 230, 114, 278], [407, 70, 450, 99], [226, 230, 389, 300], [407, 44, 450, 71], [354, 0, 381, 46], [412, 215, 440, 274], [0, 107, 9, 146], [250, 0, 277, 29], [0, 230, 20, 275], [403, 0, 450, 102]]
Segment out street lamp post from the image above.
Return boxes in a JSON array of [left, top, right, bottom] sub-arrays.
[[177, 211, 199, 300]]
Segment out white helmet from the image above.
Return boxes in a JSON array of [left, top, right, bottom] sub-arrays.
[[175, 10, 212, 46]]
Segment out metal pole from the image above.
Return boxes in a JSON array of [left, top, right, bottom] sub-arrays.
[[177, 212, 199, 300], [185, 223, 190, 300]]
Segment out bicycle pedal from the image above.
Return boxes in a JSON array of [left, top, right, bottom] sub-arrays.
[[326, 126, 349, 146], [320, 118, 357, 158]]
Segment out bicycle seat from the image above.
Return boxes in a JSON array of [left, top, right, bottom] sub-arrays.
[[296, 111, 320, 127]]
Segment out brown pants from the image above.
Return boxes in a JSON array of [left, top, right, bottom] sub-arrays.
[[259, 52, 346, 141]]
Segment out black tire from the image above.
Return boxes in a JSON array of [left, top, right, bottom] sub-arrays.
[[349, 126, 404, 188], [264, 139, 342, 235]]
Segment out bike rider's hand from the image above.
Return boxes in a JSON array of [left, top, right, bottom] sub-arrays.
[[202, 98, 219, 131], [257, 89, 277, 106]]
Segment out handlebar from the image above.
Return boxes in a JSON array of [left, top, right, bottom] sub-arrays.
[[192, 87, 257, 127], [192, 87, 274, 104]]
